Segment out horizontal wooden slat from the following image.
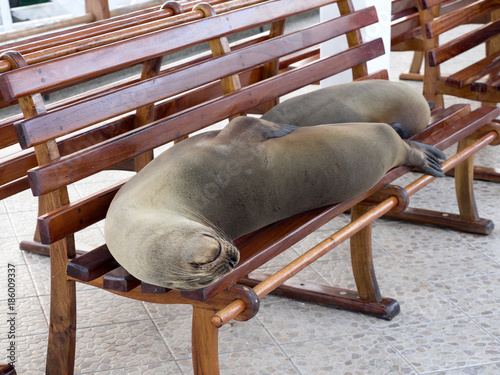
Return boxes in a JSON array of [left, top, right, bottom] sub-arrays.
[[424, 0, 500, 37], [445, 49, 500, 88], [27, 38, 385, 196], [103, 266, 141, 292], [66, 244, 120, 282], [15, 6, 376, 149], [0, 0, 230, 57], [436, 78, 500, 101], [37, 180, 128, 244], [392, 0, 419, 15], [0, 177, 30, 200], [417, 0, 447, 10], [419, 106, 499, 150], [427, 19, 500, 66], [391, 15, 422, 47], [0, 0, 336, 101]]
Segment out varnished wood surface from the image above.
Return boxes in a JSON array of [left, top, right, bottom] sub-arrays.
[[241, 272, 400, 320], [0, 0, 333, 100], [8, 1, 500, 373], [26, 39, 383, 196], [15, 6, 378, 149], [424, 0, 500, 37], [427, 19, 500, 66]]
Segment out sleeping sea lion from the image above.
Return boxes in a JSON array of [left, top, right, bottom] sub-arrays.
[[104, 117, 445, 291], [261, 80, 431, 139]]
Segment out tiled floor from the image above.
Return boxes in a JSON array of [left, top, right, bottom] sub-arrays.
[[2, 29, 500, 375]]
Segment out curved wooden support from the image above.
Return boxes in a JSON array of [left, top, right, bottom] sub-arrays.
[[192, 307, 220, 375], [193, 3, 217, 17], [161, 1, 184, 14], [454, 136, 480, 221], [0, 51, 28, 69], [350, 203, 381, 302]]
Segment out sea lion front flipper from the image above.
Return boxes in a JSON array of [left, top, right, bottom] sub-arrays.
[[265, 123, 299, 139], [404, 140, 447, 177]]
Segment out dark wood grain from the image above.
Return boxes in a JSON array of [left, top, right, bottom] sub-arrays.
[[103, 267, 141, 292], [0, 0, 335, 100], [428, 19, 500, 66], [27, 38, 384, 196], [66, 245, 119, 282], [15, 6, 379, 149]]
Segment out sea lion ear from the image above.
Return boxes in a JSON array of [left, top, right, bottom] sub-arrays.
[[263, 123, 298, 139]]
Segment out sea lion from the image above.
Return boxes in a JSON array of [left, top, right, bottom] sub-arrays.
[[261, 80, 431, 139], [104, 116, 445, 291]]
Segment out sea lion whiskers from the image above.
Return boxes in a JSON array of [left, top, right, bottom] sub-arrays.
[[173, 203, 234, 245]]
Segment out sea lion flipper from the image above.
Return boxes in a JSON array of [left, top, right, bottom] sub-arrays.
[[266, 123, 299, 139], [405, 140, 446, 177], [389, 122, 412, 139]]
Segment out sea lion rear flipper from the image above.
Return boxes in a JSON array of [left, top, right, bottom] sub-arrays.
[[389, 122, 412, 139], [405, 140, 446, 177]]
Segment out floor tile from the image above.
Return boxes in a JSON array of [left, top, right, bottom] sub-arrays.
[[474, 314, 500, 341], [312, 252, 421, 292], [281, 332, 417, 375], [6, 332, 47, 375], [39, 288, 151, 329], [143, 301, 192, 319], [257, 299, 370, 344], [0, 264, 38, 300], [367, 282, 466, 328], [0, 213, 16, 239], [425, 362, 500, 375], [461, 231, 500, 264], [0, 236, 24, 266], [372, 219, 467, 254], [0, 296, 47, 338], [74, 320, 172, 373], [380, 319, 500, 373], [391, 246, 500, 282], [177, 346, 300, 375], [81, 361, 182, 374], [432, 274, 500, 317], [156, 313, 276, 359]]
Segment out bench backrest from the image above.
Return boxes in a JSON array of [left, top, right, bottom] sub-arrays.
[[6, 0, 386, 298], [416, 0, 500, 104], [0, 0, 281, 200]]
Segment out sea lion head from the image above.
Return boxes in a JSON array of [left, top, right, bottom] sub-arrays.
[[129, 212, 240, 291]]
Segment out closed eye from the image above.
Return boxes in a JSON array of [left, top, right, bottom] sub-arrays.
[[190, 234, 222, 268]]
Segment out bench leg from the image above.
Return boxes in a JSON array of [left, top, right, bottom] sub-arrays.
[[455, 137, 480, 221], [350, 204, 381, 302], [399, 50, 424, 81], [192, 307, 220, 375], [46, 241, 76, 375]]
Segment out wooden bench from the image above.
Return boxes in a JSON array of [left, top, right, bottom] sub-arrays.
[[0, 0, 166, 43], [2, 0, 499, 374], [0, 0, 301, 256], [391, 0, 489, 81], [416, 0, 500, 182]]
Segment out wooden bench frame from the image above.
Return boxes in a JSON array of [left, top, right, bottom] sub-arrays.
[[391, 0, 490, 81], [416, 0, 500, 182], [0, 0, 168, 43], [2, 0, 499, 374], [0, 0, 306, 256]]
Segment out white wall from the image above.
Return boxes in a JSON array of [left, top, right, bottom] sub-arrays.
[[320, 0, 391, 87]]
